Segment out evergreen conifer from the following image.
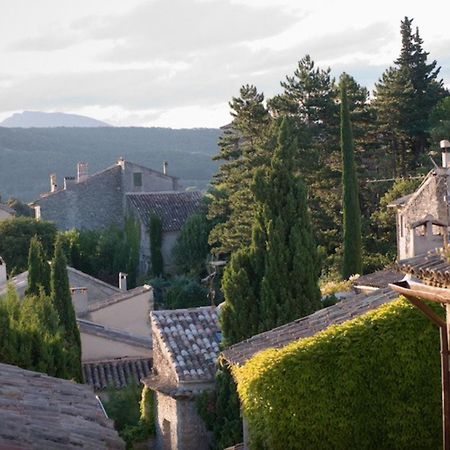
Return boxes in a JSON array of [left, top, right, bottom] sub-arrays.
[[26, 236, 50, 296], [340, 77, 363, 279]]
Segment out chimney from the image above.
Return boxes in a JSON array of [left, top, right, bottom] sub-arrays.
[[77, 162, 88, 182], [64, 176, 76, 190], [441, 140, 450, 168], [0, 257, 6, 286], [119, 272, 127, 291], [163, 161, 168, 175], [50, 174, 57, 192], [70, 287, 88, 316]]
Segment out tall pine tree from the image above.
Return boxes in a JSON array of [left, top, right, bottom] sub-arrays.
[[208, 84, 272, 255], [26, 236, 50, 296], [50, 235, 82, 381], [340, 76, 362, 279], [373, 17, 446, 174]]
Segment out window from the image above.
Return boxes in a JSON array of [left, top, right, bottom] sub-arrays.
[[133, 172, 142, 187]]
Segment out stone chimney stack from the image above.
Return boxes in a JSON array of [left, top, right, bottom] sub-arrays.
[[64, 176, 76, 190], [50, 174, 57, 192], [77, 162, 88, 182], [70, 287, 88, 316], [0, 257, 6, 286], [441, 140, 450, 168], [119, 272, 127, 291], [163, 161, 168, 175]]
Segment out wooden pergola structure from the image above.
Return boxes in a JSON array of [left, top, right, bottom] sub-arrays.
[[390, 280, 450, 450]]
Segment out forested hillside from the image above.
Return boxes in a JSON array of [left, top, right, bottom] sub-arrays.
[[0, 127, 221, 201]]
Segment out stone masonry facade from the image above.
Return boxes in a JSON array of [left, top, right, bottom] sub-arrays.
[[33, 159, 179, 231]]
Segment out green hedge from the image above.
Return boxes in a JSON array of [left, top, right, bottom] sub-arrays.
[[233, 298, 442, 450]]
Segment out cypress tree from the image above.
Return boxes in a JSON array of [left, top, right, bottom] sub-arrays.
[[26, 236, 50, 296], [50, 235, 82, 381], [340, 77, 362, 279], [149, 214, 163, 277]]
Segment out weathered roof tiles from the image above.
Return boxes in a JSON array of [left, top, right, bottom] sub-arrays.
[[151, 305, 220, 382], [0, 362, 124, 449], [83, 357, 152, 390], [222, 288, 398, 367], [126, 191, 204, 232]]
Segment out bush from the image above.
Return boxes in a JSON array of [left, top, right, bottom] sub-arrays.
[[165, 276, 210, 309], [233, 298, 441, 450], [103, 384, 155, 449]]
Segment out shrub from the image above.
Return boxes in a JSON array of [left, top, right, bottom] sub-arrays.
[[165, 276, 209, 309], [233, 298, 441, 450]]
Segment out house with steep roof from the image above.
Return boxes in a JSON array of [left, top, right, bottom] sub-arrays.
[[0, 362, 124, 449], [126, 191, 205, 273], [0, 203, 15, 221], [32, 159, 180, 231], [142, 305, 220, 450], [389, 140, 450, 260]]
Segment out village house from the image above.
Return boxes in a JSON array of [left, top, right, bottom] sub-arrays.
[[32, 159, 204, 274], [143, 305, 220, 450], [389, 140, 450, 260], [0, 260, 154, 385], [0, 362, 124, 449], [0, 202, 15, 221], [126, 191, 205, 273], [32, 159, 180, 231]]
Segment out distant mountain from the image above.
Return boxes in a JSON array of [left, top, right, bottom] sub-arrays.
[[0, 127, 222, 202], [0, 111, 111, 128]]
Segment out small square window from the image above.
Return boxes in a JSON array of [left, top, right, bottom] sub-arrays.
[[133, 172, 142, 187]]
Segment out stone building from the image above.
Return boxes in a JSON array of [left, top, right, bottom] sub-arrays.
[[143, 305, 220, 450], [389, 140, 450, 260], [126, 191, 205, 274], [0, 203, 15, 221], [0, 362, 124, 449], [32, 159, 179, 231]]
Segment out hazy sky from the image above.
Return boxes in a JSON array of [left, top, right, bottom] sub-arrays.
[[0, 0, 449, 128]]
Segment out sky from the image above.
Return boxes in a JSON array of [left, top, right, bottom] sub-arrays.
[[0, 0, 449, 128]]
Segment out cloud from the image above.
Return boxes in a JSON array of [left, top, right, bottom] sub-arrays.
[[8, 32, 80, 52]]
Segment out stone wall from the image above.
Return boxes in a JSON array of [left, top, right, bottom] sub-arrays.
[[152, 329, 178, 386], [155, 392, 178, 450], [36, 166, 123, 230], [120, 161, 179, 194], [397, 172, 448, 259]]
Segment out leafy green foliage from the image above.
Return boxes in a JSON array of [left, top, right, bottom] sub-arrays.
[[430, 97, 450, 146], [373, 16, 447, 174], [208, 84, 272, 255], [0, 218, 56, 276], [59, 218, 140, 288], [149, 214, 163, 277], [173, 213, 211, 277], [221, 119, 321, 346], [233, 298, 441, 450], [103, 384, 155, 449], [6, 197, 34, 217], [165, 276, 209, 309], [26, 236, 50, 296], [340, 77, 362, 278], [50, 235, 82, 382], [0, 285, 71, 379]]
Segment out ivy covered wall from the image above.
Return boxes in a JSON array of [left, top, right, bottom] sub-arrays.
[[233, 298, 442, 450]]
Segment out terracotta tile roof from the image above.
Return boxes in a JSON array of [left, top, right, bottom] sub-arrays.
[[151, 306, 221, 382], [126, 191, 204, 232], [354, 269, 402, 289], [397, 251, 450, 287], [78, 319, 152, 348], [0, 362, 124, 449], [221, 288, 398, 367], [83, 357, 152, 391]]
